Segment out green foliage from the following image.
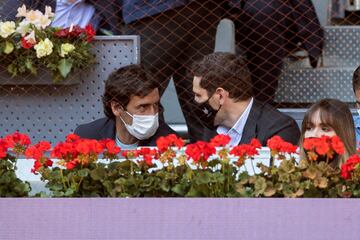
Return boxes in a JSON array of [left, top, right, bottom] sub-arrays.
[[235, 158, 345, 198], [0, 155, 30, 197]]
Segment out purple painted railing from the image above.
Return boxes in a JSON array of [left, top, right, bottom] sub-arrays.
[[0, 198, 359, 239]]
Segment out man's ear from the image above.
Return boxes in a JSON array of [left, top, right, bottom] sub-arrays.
[[110, 101, 123, 117], [215, 87, 228, 105]]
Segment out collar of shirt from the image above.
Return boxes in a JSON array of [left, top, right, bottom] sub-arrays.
[[216, 97, 254, 146]]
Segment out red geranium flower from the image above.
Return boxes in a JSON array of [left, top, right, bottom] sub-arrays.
[[185, 141, 216, 164], [156, 134, 184, 152], [210, 134, 231, 147], [136, 147, 159, 167], [341, 155, 360, 180], [230, 138, 261, 166], [303, 135, 345, 161], [66, 160, 77, 170], [267, 136, 297, 155], [66, 133, 81, 143], [100, 139, 120, 157], [0, 139, 8, 159], [4, 132, 31, 149]]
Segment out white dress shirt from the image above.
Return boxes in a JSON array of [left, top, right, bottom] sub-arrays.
[[216, 97, 254, 146]]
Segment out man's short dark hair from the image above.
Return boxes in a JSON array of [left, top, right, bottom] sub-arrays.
[[102, 64, 158, 119], [353, 65, 360, 92], [191, 52, 253, 101]]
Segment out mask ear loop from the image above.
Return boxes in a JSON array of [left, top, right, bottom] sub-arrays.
[[114, 102, 133, 125]]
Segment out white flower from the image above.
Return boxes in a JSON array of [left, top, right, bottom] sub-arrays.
[[60, 43, 75, 57], [44, 6, 55, 19], [37, 15, 51, 29], [0, 21, 16, 38], [25, 30, 36, 45], [34, 38, 53, 58], [16, 4, 27, 18], [16, 20, 31, 36], [25, 10, 43, 25]]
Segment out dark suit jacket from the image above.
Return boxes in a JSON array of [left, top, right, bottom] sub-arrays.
[[74, 117, 177, 146], [204, 100, 300, 146], [0, 0, 121, 34], [229, 0, 323, 68], [122, 0, 189, 24]]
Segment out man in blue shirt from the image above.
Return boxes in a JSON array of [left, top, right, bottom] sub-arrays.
[[352, 65, 360, 147]]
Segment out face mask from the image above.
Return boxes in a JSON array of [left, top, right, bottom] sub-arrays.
[[357, 109, 360, 117], [195, 95, 221, 130], [120, 112, 159, 140]]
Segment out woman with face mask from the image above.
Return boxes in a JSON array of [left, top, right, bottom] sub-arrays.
[[299, 99, 356, 168]]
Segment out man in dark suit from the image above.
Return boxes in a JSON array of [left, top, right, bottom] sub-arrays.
[[228, 0, 323, 104], [74, 65, 176, 148], [191, 52, 300, 145], [0, 0, 121, 34], [121, 0, 226, 142]]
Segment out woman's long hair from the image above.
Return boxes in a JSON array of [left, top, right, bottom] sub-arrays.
[[299, 99, 356, 167]]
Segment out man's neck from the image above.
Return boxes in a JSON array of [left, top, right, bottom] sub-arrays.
[[222, 98, 252, 129], [115, 119, 138, 144]]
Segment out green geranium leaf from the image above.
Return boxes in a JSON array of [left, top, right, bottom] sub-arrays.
[[171, 184, 185, 196], [90, 167, 106, 181], [78, 169, 89, 177], [58, 58, 73, 78]]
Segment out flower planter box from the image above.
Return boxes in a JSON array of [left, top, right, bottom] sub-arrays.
[[0, 66, 81, 85]]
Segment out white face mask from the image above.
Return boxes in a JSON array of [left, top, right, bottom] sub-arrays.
[[120, 112, 159, 140]]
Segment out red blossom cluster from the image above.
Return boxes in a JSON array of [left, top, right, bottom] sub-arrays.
[[230, 139, 261, 166], [25, 141, 52, 174], [156, 134, 185, 152], [210, 134, 231, 147], [341, 155, 360, 180], [303, 135, 345, 161], [0, 139, 8, 159], [267, 136, 297, 156], [54, 24, 96, 42], [122, 147, 159, 167], [185, 141, 216, 165], [2, 132, 31, 155], [50, 133, 120, 170]]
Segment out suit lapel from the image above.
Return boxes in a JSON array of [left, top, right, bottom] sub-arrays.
[[239, 100, 263, 144]]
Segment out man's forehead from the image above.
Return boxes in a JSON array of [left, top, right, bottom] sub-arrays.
[[130, 89, 159, 104]]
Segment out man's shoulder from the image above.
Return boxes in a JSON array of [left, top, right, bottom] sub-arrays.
[[255, 101, 295, 123], [74, 117, 115, 140]]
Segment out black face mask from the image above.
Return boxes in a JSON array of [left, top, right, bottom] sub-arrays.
[[195, 97, 221, 130]]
